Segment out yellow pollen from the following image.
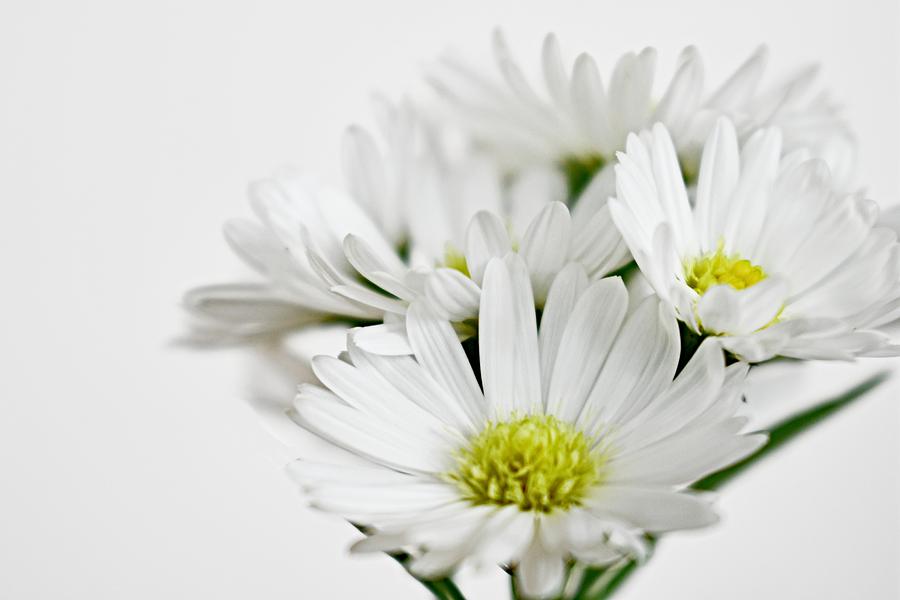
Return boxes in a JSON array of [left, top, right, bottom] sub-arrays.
[[441, 243, 470, 278], [684, 243, 766, 295], [448, 414, 606, 513]]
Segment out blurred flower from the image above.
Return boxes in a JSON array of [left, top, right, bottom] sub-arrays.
[[336, 201, 629, 353], [288, 254, 763, 599], [429, 31, 857, 197], [610, 118, 900, 362], [181, 100, 559, 346]]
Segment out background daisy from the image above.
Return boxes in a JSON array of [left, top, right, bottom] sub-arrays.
[[609, 118, 900, 362], [181, 101, 514, 346], [430, 30, 858, 201]]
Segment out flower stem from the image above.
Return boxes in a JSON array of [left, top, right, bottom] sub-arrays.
[[386, 551, 467, 600]]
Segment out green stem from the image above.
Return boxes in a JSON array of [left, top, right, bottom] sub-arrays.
[[589, 559, 640, 600], [572, 538, 656, 600], [571, 560, 623, 600], [386, 551, 467, 600]]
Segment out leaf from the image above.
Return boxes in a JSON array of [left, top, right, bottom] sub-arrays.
[[693, 370, 890, 491], [572, 370, 890, 599]]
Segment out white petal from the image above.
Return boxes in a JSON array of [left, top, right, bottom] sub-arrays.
[[468, 507, 535, 569], [311, 354, 450, 441], [614, 338, 726, 449], [425, 268, 482, 321], [696, 277, 788, 336], [648, 122, 695, 255], [346, 341, 476, 433], [353, 502, 483, 554], [607, 49, 657, 148], [479, 256, 542, 418], [308, 482, 459, 519], [314, 186, 406, 274], [183, 284, 314, 330], [546, 278, 629, 422], [608, 418, 767, 487], [331, 283, 408, 315], [578, 295, 680, 432], [516, 532, 566, 600], [406, 301, 486, 426], [292, 390, 448, 474], [694, 117, 740, 251], [586, 486, 718, 532], [465, 211, 513, 285], [654, 46, 704, 135], [341, 125, 391, 235], [287, 459, 416, 488], [507, 167, 567, 237], [719, 317, 839, 362], [779, 329, 892, 360], [520, 202, 572, 305], [222, 218, 292, 277], [723, 127, 782, 254], [705, 46, 768, 110], [571, 53, 612, 154], [570, 161, 617, 224], [343, 234, 415, 300], [569, 204, 630, 279], [541, 33, 570, 108], [351, 322, 413, 356], [406, 507, 502, 578], [538, 263, 590, 398]]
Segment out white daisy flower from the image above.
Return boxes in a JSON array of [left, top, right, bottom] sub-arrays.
[[338, 200, 630, 353], [181, 170, 387, 345], [609, 117, 900, 363], [430, 31, 857, 197], [288, 254, 765, 599], [181, 100, 550, 345]]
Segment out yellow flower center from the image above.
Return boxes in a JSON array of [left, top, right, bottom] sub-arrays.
[[684, 244, 766, 295], [441, 243, 470, 278], [448, 414, 606, 513]]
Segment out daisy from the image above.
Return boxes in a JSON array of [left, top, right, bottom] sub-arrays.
[[181, 170, 387, 345], [181, 100, 551, 345], [609, 117, 900, 363], [429, 30, 857, 200], [288, 254, 765, 599], [337, 200, 630, 353]]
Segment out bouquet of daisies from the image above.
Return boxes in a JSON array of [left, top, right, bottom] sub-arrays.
[[181, 32, 899, 599]]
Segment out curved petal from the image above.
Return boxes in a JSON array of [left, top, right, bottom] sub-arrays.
[[425, 268, 482, 321], [586, 485, 718, 532], [465, 211, 513, 285], [519, 202, 572, 305], [696, 276, 788, 336]]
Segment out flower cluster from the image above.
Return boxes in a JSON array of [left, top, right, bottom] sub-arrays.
[[181, 32, 898, 599]]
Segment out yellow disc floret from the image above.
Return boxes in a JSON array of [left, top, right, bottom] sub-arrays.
[[448, 414, 605, 513], [684, 243, 766, 295]]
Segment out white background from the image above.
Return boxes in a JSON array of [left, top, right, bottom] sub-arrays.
[[1, 0, 898, 598]]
